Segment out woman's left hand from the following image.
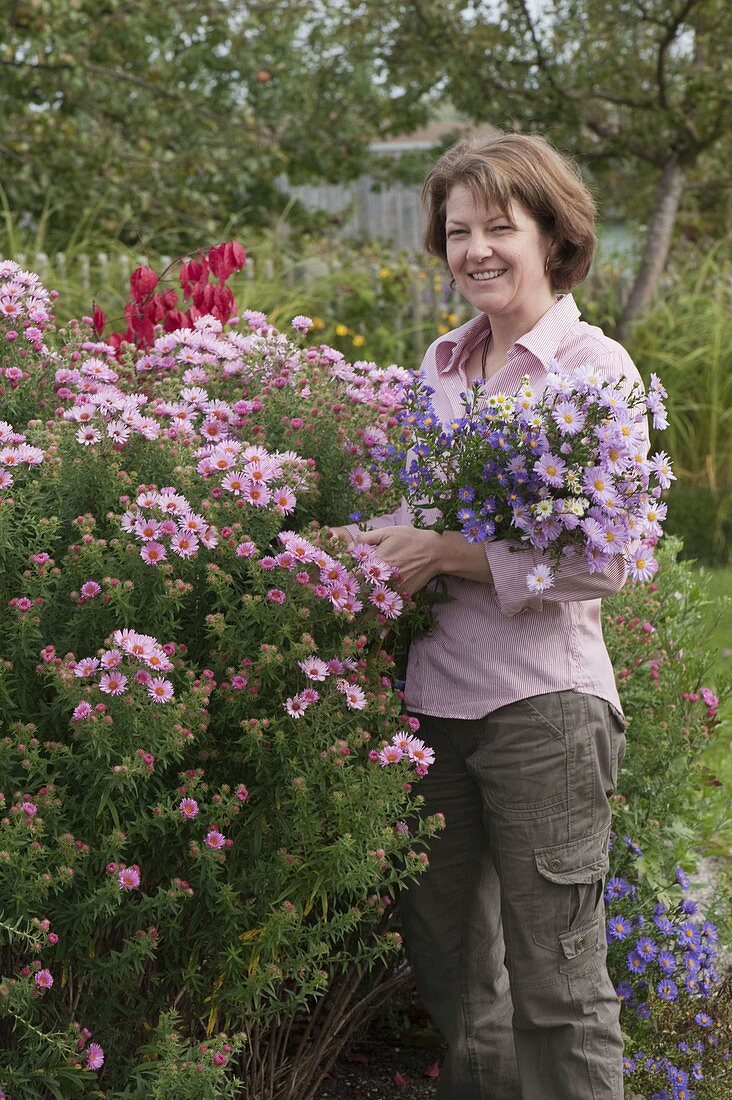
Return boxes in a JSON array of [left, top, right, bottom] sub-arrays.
[[356, 526, 444, 597]]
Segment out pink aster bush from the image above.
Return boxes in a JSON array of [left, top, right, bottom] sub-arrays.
[[0, 254, 439, 1097]]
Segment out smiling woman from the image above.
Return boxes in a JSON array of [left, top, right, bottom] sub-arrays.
[[336, 131, 646, 1100]]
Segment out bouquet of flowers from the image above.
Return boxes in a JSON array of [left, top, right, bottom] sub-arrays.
[[389, 362, 674, 592]]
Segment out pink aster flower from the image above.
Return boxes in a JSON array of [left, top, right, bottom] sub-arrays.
[[75, 426, 102, 446], [291, 314, 313, 334], [230, 674, 248, 690], [80, 580, 101, 601], [242, 482, 272, 507], [349, 467, 372, 492], [205, 829, 226, 850], [34, 968, 54, 989], [86, 1042, 105, 1070], [99, 671, 128, 696], [71, 700, 93, 721], [74, 657, 100, 678], [147, 677, 174, 703], [369, 586, 403, 619], [300, 687, 319, 704], [266, 588, 286, 604], [140, 541, 167, 565], [118, 866, 140, 890], [284, 694, 309, 718], [179, 797, 199, 819], [273, 486, 296, 514], [100, 648, 123, 669], [378, 745, 403, 766], [337, 680, 367, 710], [299, 656, 330, 681], [405, 738, 435, 769], [170, 530, 199, 558]]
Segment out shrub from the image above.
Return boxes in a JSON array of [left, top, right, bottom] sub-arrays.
[[0, 254, 442, 1097]]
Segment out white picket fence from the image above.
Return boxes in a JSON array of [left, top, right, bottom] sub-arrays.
[[281, 178, 425, 252]]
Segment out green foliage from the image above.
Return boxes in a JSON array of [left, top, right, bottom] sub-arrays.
[[626, 250, 732, 563], [604, 539, 730, 883], [1, 0, 428, 249]]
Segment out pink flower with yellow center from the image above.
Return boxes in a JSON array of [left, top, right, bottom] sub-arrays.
[[118, 866, 140, 890], [147, 677, 174, 703]]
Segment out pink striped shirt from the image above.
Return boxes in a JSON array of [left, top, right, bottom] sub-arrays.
[[361, 294, 647, 719]]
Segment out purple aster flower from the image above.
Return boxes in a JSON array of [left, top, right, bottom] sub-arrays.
[[636, 1002, 651, 1019], [627, 951, 648, 975], [700, 920, 718, 944], [674, 866, 690, 890], [694, 1011, 714, 1028], [677, 922, 701, 950], [680, 898, 698, 916], [605, 876, 631, 903], [658, 950, 676, 974], [607, 915, 632, 942], [615, 982, 634, 1003], [635, 937, 658, 960], [656, 978, 678, 1001], [654, 913, 674, 936], [623, 835, 643, 857]]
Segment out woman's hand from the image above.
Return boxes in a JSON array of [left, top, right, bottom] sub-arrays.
[[357, 526, 444, 597]]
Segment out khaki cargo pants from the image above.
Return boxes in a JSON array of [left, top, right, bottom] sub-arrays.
[[400, 691, 626, 1100]]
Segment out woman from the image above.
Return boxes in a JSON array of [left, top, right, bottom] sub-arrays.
[[336, 133, 646, 1099]]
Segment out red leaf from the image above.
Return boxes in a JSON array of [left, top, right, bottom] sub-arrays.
[[424, 1062, 440, 1078], [208, 240, 246, 281], [180, 258, 208, 297], [394, 1072, 408, 1086], [92, 302, 106, 337], [130, 266, 159, 302]]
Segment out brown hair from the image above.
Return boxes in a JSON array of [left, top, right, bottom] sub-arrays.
[[422, 132, 597, 291]]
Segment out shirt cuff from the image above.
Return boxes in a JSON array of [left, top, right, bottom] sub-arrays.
[[485, 540, 544, 616]]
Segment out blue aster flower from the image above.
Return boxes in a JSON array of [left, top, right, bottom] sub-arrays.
[[622, 1056, 636, 1073], [691, 1063, 703, 1080], [675, 867, 690, 890], [623, 835, 644, 857], [636, 936, 658, 960], [654, 913, 674, 936], [658, 950, 676, 974], [680, 898, 698, 916], [607, 915, 632, 941], [694, 1011, 713, 1028], [456, 507, 477, 525], [636, 1002, 651, 1019], [678, 922, 701, 951], [627, 951, 648, 975], [605, 876, 632, 902], [457, 485, 475, 503], [656, 978, 678, 1001], [615, 981, 634, 1003]]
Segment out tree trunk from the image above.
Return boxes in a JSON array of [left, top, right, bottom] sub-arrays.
[[617, 157, 687, 341]]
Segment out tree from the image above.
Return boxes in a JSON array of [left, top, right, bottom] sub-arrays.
[[0, 0, 427, 248], [366, 0, 732, 334]]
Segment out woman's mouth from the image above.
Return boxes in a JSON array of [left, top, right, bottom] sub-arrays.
[[469, 269, 507, 281]]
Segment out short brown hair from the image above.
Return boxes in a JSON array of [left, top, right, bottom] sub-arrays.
[[422, 132, 597, 291]]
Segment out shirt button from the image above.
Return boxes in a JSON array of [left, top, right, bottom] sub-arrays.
[[549, 859, 562, 872]]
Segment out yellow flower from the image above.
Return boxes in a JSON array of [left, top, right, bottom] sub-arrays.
[[378, 267, 392, 278], [335, 324, 349, 337], [447, 312, 458, 325], [312, 317, 325, 330], [438, 324, 450, 334], [352, 334, 365, 347]]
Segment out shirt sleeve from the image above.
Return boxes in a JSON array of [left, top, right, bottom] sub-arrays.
[[487, 343, 648, 617]]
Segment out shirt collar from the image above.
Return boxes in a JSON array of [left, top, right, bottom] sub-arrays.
[[436, 294, 581, 375]]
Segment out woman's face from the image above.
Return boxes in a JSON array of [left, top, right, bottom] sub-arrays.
[[444, 184, 554, 322]]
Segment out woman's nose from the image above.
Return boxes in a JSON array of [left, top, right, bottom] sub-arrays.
[[466, 235, 493, 261]]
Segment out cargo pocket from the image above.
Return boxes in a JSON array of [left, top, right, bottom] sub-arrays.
[[531, 825, 610, 957]]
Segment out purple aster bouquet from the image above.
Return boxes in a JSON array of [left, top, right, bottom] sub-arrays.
[[391, 362, 674, 592]]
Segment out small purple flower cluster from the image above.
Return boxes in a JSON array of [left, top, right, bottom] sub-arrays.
[[606, 846, 729, 1096], [388, 363, 674, 591]]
